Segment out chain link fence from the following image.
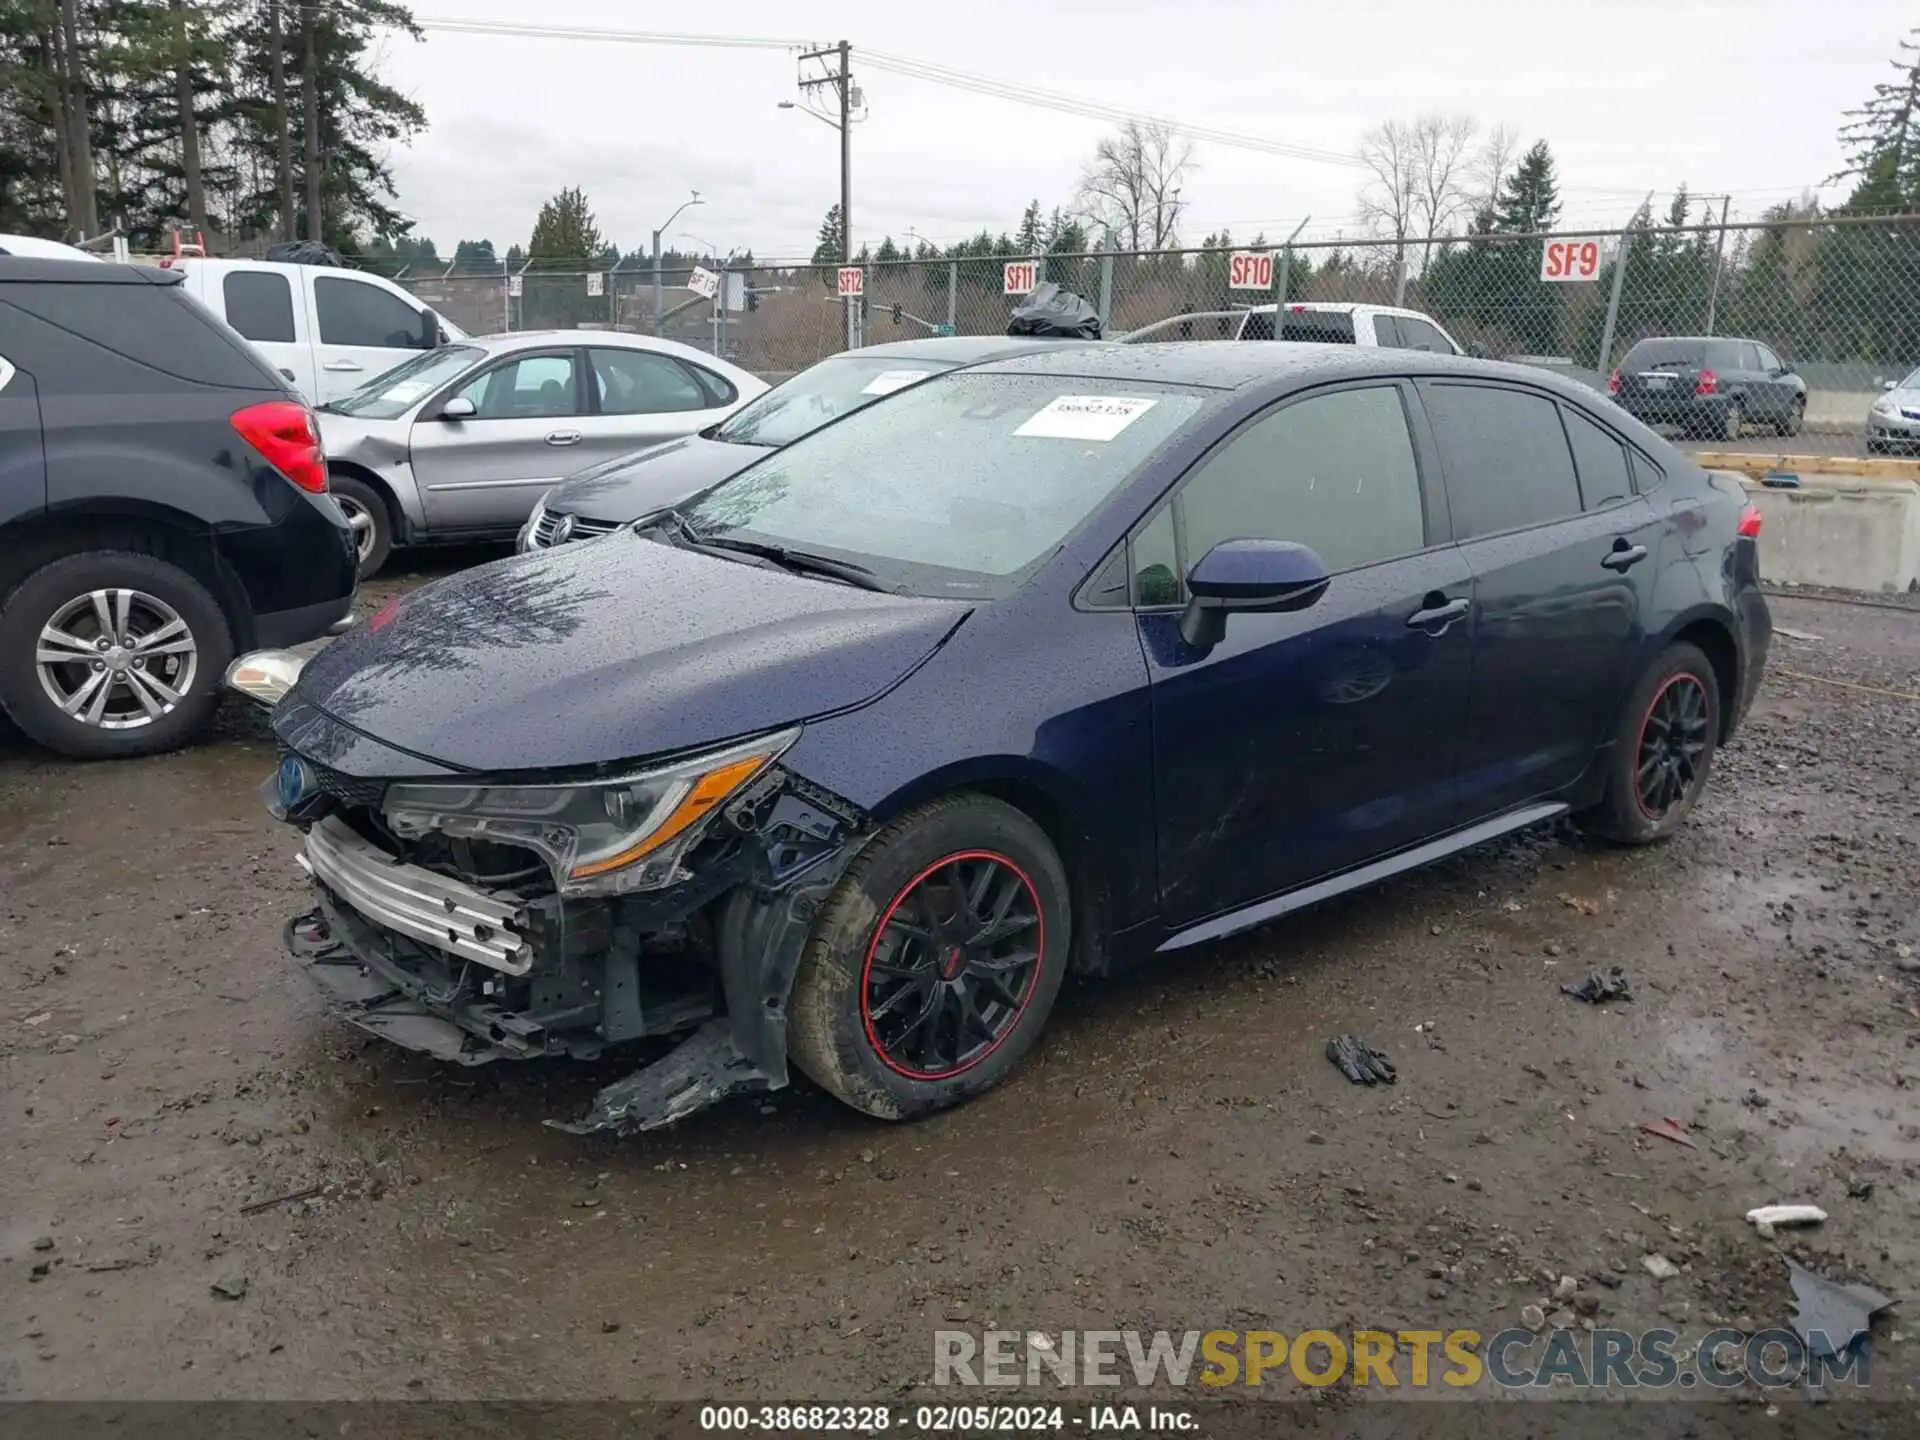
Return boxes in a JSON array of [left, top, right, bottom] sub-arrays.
[[387, 215, 1920, 458]]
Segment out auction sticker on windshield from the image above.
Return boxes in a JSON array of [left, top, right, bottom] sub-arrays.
[[861, 369, 938, 397], [1014, 395, 1157, 442]]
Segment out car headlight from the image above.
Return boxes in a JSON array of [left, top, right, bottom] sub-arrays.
[[382, 728, 798, 896], [226, 649, 307, 708], [517, 499, 546, 552], [1872, 398, 1898, 417]]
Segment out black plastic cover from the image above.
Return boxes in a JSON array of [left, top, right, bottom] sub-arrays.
[[1006, 282, 1103, 340]]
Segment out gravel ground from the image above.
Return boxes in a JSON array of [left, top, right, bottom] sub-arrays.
[[2, 568, 1916, 1420]]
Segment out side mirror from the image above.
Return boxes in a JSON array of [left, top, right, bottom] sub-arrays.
[[439, 395, 476, 420], [1466, 341, 1491, 360], [420, 308, 441, 349], [1883, 379, 1898, 392], [1179, 539, 1331, 647]]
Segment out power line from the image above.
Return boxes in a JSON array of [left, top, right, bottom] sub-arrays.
[[413, 15, 1366, 167]]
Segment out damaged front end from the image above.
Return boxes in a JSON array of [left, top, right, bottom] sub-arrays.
[[270, 730, 869, 1135]]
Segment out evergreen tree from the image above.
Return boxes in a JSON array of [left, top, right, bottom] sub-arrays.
[[1014, 197, 1043, 254], [453, 237, 498, 269], [874, 234, 899, 262], [1491, 140, 1560, 235], [528, 185, 603, 263], [811, 202, 844, 288], [1832, 26, 1920, 205]]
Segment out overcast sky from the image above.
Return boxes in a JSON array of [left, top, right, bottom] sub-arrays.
[[383, 0, 1914, 262]]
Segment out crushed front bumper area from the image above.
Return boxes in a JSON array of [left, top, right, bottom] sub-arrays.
[[281, 773, 869, 1134]]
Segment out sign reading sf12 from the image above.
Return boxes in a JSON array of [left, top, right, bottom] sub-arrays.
[[1539, 237, 1603, 282], [837, 266, 865, 298]]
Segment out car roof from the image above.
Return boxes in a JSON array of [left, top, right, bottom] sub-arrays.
[[0, 234, 102, 261], [0, 257, 178, 285], [842, 335, 1106, 364], [972, 339, 1600, 395], [1623, 335, 1755, 345]]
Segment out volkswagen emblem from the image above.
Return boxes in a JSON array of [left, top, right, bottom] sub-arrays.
[[551, 512, 576, 544], [277, 754, 317, 811]]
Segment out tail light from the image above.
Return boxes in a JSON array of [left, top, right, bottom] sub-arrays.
[[1695, 369, 1719, 396], [231, 401, 326, 494], [1737, 504, 1762, 538], [1608, 369, 1622, 394]]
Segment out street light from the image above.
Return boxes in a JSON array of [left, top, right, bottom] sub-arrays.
[[652, 189, 704, 329]]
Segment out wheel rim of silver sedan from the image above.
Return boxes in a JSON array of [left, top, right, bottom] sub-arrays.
[[35, 589, 198, 730], [335, 495, 376, 560]]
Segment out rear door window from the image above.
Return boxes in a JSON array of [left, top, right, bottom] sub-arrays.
[[589, 347, 711, 414], [315, 276, 428, 349], [1561, 407, 1633, 511], [1423, 383, 1583, 539], [222, 271, 296, 343]]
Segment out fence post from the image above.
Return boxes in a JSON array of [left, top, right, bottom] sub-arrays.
[[945, 261, 957, 331], [1704, 195, 1731, 336], [1392, 243, 1408, 307], [1097, 244, 1114, 334], [1274, 245, 1292, 308], [1596, 234, 1633, 374]]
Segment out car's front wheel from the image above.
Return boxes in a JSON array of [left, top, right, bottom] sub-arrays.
[[0, 550, 233, 759], [788, 794, 1070, 1120], [328, 472, 392, 580], [1779, 396, 1804, 438], [1575, 642, 1720, 845]]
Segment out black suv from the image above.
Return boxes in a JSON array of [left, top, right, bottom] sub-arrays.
[[1609, 335, 1807, 441], [0, 258, 357, 759]]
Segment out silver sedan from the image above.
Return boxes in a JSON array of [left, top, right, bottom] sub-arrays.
[[315, 331, 766, 577], [1867, 366, 1920, 454]]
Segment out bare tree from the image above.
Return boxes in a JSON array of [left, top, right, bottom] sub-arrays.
[[1077, 120, 1195, 252], [1409, 114, 1478, 266], [301, 1, 322, 241], [1356, 119, 1418, 250], [1471, 122, 1520, 213]]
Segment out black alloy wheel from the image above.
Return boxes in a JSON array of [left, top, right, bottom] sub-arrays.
[[860, 851, 1044, 1081], [1634, 673, 1712, 821]]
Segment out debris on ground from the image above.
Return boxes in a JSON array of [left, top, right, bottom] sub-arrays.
[[1847, 1176, 1876, 1201], [1786, 1260, 1893, 1359], [240, 1185, 324, 1216], [1773, 625, 1822, 642], [1557, 893, 1602, 916], [1642, 1255, 1682, 1281], [1562, 968, 1633, 1004], [1747, 1204, 1828, 1239], [209, 1273, 249, 1301], [1640, 1116, 1698, 1149], [1325, 1034, 1397, 1086]]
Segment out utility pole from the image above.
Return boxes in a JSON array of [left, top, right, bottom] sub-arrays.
[[1704, 194, 1732, 336], [799, 41, 858, 347]]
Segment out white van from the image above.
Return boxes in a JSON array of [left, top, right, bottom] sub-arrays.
[[158, 256, 466, 404]]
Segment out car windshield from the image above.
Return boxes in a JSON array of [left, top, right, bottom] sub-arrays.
[[682, 372, 1208, 599], [1899, 366, 1920, 390], [715, 354, 955, 448], [325, 345, 484, 418]]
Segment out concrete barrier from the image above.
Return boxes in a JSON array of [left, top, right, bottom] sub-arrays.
[[1696, 452, 1920, 593]]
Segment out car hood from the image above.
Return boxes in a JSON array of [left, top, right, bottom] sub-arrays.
[[545, 433, 772, 524], [316, 409, 410, 465], [285, 531, 970, 774], [1879, 386, 1920, 410]]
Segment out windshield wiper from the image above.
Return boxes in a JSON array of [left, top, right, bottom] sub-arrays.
[[693, 534, 896, 592]]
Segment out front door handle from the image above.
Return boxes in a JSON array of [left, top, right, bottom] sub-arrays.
[[1602, 541, 1649, 572], [546, 430, 583, 446], [1407, 596, 1470, 631], [322, 359, 364, 372]]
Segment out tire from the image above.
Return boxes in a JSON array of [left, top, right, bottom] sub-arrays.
[[0, 550, 233, 760], [1719, 402, 1744, 442], [788, 794, 1071, 1121], [1867, 438, 1888, 456], [328, 471, 392, 580], [1575, 642, 1720, 845], [1779, 397, 1804, 439]]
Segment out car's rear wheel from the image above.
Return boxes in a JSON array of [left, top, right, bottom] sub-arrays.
[[328, 472, 392, 580], [1720, 402, 1744, 442], [1575, 642, 1720, 845], [788, 794, 1070, 1120], [0, 550, 233, 759], [1778, 396, 1804, 438]]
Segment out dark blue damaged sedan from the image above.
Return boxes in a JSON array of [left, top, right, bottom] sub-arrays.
[[230, 343, 1771, 1133]]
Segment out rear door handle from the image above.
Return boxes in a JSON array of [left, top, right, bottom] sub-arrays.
[[1602, 541, 1649, 572], [322, 359, 364, 372], [546, 429, 583, 446], [1407, 596, 1470, 631]]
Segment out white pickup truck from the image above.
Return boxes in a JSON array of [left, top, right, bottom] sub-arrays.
[[157, 256, 465, 405]]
